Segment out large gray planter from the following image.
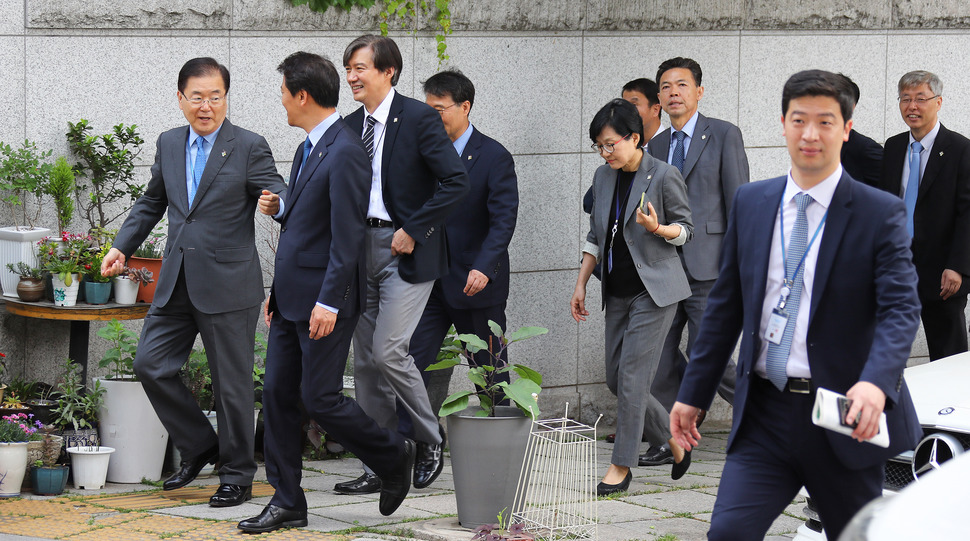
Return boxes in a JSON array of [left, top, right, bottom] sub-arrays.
[[447, 405, 532, 529]]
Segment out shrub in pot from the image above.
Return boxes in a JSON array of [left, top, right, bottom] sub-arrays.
[[5, 262, 43, 302], [0, 140, 53, 298], [51, 359, 104, 455], [30, 432, 68, 495], [0, 411, 42, 497]]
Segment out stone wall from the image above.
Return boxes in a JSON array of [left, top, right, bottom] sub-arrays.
[[3, 0, 970, 425]]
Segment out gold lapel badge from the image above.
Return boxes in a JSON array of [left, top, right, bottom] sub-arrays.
[[701, 135, 707, 140], [221, 150, 227, 157], [393, 118, 398, 123]]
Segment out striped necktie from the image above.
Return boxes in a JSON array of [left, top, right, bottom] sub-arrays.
[[362, 115, 377, 160]]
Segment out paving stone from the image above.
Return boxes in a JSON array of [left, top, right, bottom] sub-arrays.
[[614, 516, 713, 539], [307, 500, 436, 528], [626, 489, 718, 514], [595, 498, 673, 524]]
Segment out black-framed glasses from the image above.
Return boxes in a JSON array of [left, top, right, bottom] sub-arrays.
[[898, 95, 940, 106], [181, 93, 225, 107], [591, 133, 631, 154]]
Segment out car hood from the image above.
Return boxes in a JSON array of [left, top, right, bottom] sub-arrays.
[[905, 352, 970, 430]]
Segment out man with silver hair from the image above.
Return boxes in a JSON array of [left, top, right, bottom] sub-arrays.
[[874, 70, 970, 361]]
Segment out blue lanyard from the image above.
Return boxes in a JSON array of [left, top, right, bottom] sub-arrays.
[[778, 194, 827, 307]]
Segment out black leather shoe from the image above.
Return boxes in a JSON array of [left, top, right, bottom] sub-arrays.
[[671, 449, 692, 480], [379, 439, 415, 516], [333, 473, 381, 494], [596, 471, 632, 496], [163, 444, 218, 490], [209, 483, 253, 507], [238, 504, 308, 533], [638, 445, 674, 466], [413, 437, 444, 489]]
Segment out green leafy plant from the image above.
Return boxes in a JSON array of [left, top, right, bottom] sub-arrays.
[[86, 243, 112, 283], [66, 120, 144, 232], [132, 220, 166, 258], [96, 319, 139, 379], [46, 157, 75, 234], [52, 360, 104, 431], [427, 321, 546, 419], [0, 140, 53, 229], [39, 232, 93, 286], [182, 347, 213, 412], [5, 262, 42, 279], [253, 333, 268, 409]]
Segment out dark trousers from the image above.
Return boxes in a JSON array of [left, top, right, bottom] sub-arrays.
[[397, 283, 509, 438], [709, 377, 883, 541], [134, 266, 258, 486], [920, 293, 968, 361], [263, 312, 404, 512]]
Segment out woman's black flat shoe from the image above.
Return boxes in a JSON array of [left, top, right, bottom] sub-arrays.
[[597, 471, 632, 496], [671, 449, 691, 480]]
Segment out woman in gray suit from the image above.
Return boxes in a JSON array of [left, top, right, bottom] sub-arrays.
[[571, 99, 694, 494]]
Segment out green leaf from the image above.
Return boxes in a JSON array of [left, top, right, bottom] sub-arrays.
[[487, 320, 504, 340], [500, 379, 541, 419], [466, 367, 488, 389], [438, 391, 472, 417], [457, 333, 488, 353], [510, 364, 543, 386], [425, 357, 460, 371], [507, 326, 548, 343]]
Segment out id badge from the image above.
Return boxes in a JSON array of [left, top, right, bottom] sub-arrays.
[[765, 308, 789, 344]]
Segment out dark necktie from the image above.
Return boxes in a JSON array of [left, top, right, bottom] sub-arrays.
[[298, 137, 312, 179], [671, 131, 686, 172], [362, 115, 377, 160]]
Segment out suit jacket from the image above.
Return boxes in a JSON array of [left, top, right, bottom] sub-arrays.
[[648, 113, 749, 281], [346, 92, 470, 284], [113, 119, 286, 314], [439, 128, 518, 310], [268, 119, 369, 321], [877, 124, 970, 299], [841, 129, 883, 188], [677, 173, 923, 470], [584, 153, 693, 308]]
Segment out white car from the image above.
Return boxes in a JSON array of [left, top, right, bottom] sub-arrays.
[[794, 352, 970, 540]]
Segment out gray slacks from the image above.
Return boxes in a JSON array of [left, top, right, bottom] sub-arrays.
[[352, 227, 442, 448], [604, 290, 677, 467], [133, 267, 258, 486]]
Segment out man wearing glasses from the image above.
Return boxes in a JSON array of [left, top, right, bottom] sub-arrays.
[[102, 57, 286, 507], [874, 70, 970, 361]]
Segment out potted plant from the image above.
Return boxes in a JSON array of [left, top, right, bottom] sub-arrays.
[[41, 232, 90, 307], [95, 319, 169, 483], [30, 431, 68, 495], [113, 266, 152, 305], [0, 140, 52, 298], [44, 157, 75, 235], [426, 322, 547, 529], [84, 244, 113, 305], [24, 383, 58, 427], [4, 262, 44, 302], [129, 220, 165, 303], [51, 359, 104, 451], [0, 412, 41, 496], [65, 120, 144, 233]]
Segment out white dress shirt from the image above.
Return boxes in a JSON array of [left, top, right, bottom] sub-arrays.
[[363, 88, 395, 221], [755, 166, 843, 380]]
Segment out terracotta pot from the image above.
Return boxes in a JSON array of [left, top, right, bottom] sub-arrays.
[[16, 277, 44, 302], [128, 256, 162, 303]]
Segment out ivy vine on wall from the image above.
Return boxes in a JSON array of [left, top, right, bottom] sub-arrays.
[[289, 0, 452, 63]]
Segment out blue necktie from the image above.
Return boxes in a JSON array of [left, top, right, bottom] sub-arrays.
[[189, 137, 206, 209], [765, 192, 813, 391], [904, 141, 923, 237], [671, 131, 686, 172], [297, 137, 313, 179]]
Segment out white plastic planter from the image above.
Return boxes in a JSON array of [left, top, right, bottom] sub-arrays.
[[51, 275, 81, 307], [0, 226, 50, 298], [66, 446, 114, 490], [97, 378, 169, 483], [112, 276, 138, 304]]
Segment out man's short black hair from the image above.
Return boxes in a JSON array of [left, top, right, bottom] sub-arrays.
[[343, 35, 403, 86], [657, 57, 702, 87], [589, 99, 644, 148], [781, 70, 855, 122], [422, 69, 475, 111], [178, 57, 230, 94], [278, 51, 340, 109], [838, 73, 861, 106], [622, 78, 660, 107]]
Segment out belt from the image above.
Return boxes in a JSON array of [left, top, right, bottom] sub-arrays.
[[758, 376, 812, 394], [366, 218, 393, 228]]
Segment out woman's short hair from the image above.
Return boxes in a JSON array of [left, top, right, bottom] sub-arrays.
[[589, 99, 644, 148]]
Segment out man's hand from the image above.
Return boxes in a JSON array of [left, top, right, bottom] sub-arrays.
[[940, 268, 962, 300], [844, 381, 886, 443], [101, 248, 126, 277], [258, 190, 280, 216], [309, 306, 337, 340], [464, 269, 489, 296], [390, 228, 415, 256], [264, 299, 273, 328], [670, 402, 703, 451], [570, 284, 588, 322]]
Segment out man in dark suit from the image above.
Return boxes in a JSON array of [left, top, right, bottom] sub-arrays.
[[399, 69, 518, 434], [644, 57, 749, 466], [236, 52, 415, 533], [337, 35, 469, 495], [670, 70, 922, 541], [839, 75, 883, 187], [875, 70, 970, 361], [102, 57, 287, 507]]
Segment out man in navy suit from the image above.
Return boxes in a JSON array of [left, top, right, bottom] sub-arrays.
[[670, 70, 922, 541], [238, 52, 415, 533], [401, 69, 518, 432], [339, 35, 469, 495]]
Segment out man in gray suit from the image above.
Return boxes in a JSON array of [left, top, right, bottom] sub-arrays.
[[102, 57, 287, 507], [644, 57, 749, 466]]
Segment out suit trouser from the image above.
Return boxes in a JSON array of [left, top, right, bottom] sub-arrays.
[[654, 276, 737, 412], [133, 266, 258, 486], [353, 227, 443, 451], [264, 313, 405, 512], [709, 377, 882, 541], [398, 282, 509, 437], [604, 291, 676, 467], [919, 293, 968, 361]]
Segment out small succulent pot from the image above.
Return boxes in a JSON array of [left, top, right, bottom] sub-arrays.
[[16, 277, 44, 302]]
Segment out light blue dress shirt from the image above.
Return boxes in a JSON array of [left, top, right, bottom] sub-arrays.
[[185, 124, 222, 205], [453, 123, 474, 156]]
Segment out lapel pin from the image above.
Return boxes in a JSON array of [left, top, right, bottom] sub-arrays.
[[468, 155, 472, 160], [940, 151, 944, 156], [221, 150, 226, 157], [393, 118, 398, 123], [318, 152, 322, 157], [647, 175, 652, 179], [701, 135, 707, 140]]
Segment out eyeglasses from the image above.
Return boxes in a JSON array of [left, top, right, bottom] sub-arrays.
[[591, 133, 631, 154], [898, 95, 940, 106], [433, 103, 458, 114], [181, 93, 225, 107]]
